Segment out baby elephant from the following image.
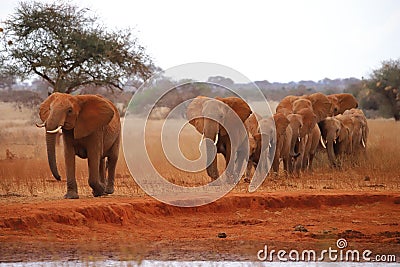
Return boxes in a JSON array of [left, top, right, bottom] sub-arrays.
[[37, 93, 121, 199]]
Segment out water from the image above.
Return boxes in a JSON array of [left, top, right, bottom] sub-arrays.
[[0, 261, 398, 267]]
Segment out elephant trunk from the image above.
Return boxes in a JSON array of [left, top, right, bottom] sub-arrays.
[[206, 143, 219, 180], [204, 119, 220, 180], [326, 138, 337, 167], [258, 133, 273, 174], [46, 132, 61, 181], [289, 132, 300, 158]]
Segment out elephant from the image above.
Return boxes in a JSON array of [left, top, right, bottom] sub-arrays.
[[286, 107, 319, 175], [186, 96, 252, 182], [319, 116, 352, 168], [327, 93, 358, 115], [343, 108, 368, 155], [245, 113, 291, 178], [265, 113, 293, 175], [303, 123, 321, 172], [244, 113, 262, 178], [36, 93, 121, 199], [276, 93, 331, 174], [335, 113, 355, 154]]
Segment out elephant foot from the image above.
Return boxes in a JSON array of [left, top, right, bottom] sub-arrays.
[[105, 186, 114, 194], [208, 173, 219, 181], [64, 191, 79, 199], [89, 181, 105, 197], [206, 167, 219, 181], [271, 171, 279, 178], [92, 189, 106, 197]]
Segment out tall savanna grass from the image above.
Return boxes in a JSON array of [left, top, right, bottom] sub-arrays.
[[0, 101, 399, 202]]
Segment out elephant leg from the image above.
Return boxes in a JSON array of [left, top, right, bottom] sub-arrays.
[[283, 156, 289, 175], [293, 158, 301, 177], [224, 140, 234, 182], [290, 157, 295, 175], [99, 158, 106, 185], [308, 153, 315, 172], [206, 158, 219, 181], [63, 135, 79, 199], [105, 154, 118, 194], [302, 155, 309, 172], [271, 152, 280, 175], [234, 149, 246, 181], [105, 138, 119, 194], [295, 139, 307, 176], [206, 143, 219, 181], [87, 150, 105, 197], [293, 150, 304, 177], [244, 160, 254, 182]]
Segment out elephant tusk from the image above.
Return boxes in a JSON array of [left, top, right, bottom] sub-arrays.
[[198, 133, 204, 150], [320, 136, 326, 149], [214, 133, 219, 145], [333, 139, 337, 144], [297, 136, 301, 143], [47, 125, 62, 134], [361, 138, 366, 148], [269, 142, 272, 148], [36, 122, 46, 128]]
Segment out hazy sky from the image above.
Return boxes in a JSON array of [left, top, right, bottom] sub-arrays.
[[1, 0, 400, 83]]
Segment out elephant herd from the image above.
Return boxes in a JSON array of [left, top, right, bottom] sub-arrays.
[[186, 93, 368, 182], [270, 92, 368, 174], [37, 92, 367, 198]]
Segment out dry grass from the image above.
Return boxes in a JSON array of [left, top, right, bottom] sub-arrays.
[[0, 101, 399, 203]]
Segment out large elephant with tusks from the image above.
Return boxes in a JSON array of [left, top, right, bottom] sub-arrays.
[[37, 93, 121, 199], [186, 96, 252, 183]]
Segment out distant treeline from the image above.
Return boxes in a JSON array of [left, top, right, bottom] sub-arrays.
[[0, 75, 395, 119]]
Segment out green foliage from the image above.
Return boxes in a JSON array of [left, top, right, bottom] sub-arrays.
[[0, 1, 153, 94], [357, 89, 392, 118], [366, 59, 400, 120]]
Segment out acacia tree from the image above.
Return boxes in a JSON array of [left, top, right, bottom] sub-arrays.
[[367, 59, 400, 121], [0, 1, 153, 94]]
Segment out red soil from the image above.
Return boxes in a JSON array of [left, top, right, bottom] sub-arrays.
[[1, 192, 400, 262]]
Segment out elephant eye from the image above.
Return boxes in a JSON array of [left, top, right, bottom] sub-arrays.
[[68, 108, 73, 114]]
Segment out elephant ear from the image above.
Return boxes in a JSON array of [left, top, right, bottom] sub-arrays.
[[334, 93, 359, 114], [304, 93, 332, 122], [74, 95, 114, 139], [297, 108, 317, 136], [273, 113, 289, 136], [216, 96, 252, 122], [244, 113, 261, 137], [39, 93, 61, 122], [186, 96, 209, 133], [327, 95, 340, 115]]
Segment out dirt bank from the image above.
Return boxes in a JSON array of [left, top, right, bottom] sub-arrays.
[[1, 192, 399, 262]]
